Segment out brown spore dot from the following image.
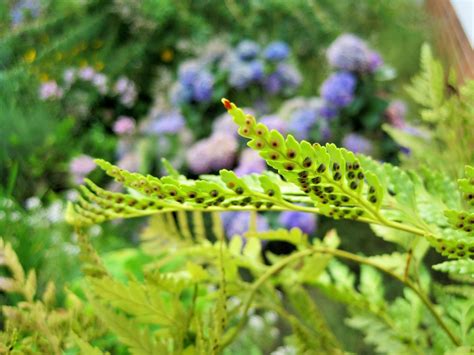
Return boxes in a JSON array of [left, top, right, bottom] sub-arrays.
[[255, 202, 263, 208], [352, 162, 360, 170], [341, 196, 350, 203], [287, 150, 297, 159], [270, 153, 279, 160], [347, 171, 355, 179], [303, 157, 312, 168], [227, 182, 236, 188], [169, 190, 177, 197], [329, 194, 337, 201], [196, 198, 205, 204], [311, 176, 321, 184], [284, 163, 295, 171], [317, 163, 326, 173], [210, 190, 219, 197], [324, 186, 334, 193], [333, 163, 340, 171], [267, 189, 275, 197], [350, 181, 358, 190], [298, 171, 309, 178], [369, 196, 377, 204], [458, 251, 466, 257], [271, 140, 279, 148], [188, 192, 197, 198], [346, 163, 353, 170], [235, 187, 244, 195], [266, 202, 274, 209], [333, 172, 342, 181]]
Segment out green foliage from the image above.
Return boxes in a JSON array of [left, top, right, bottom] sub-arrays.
[[56, 99, 474, 353], [386, 45, 474, 179]]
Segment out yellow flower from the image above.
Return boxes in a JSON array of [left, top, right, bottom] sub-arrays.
[[23, 49, 37, 63], [39, 73, 49, 82], [161, 49, 174, 63]]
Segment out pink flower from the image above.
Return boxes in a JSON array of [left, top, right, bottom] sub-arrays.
[[113, 116, 136, 135], [78, 66, 96, 81], [39, 81, 64, 100], [69, 155, 96, 184]]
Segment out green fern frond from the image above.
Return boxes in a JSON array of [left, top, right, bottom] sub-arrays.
[[223, 98, 384, 222], [433, 260, 474, 277]]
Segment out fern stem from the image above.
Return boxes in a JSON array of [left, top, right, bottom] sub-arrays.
[[221, 246, 461, 348]]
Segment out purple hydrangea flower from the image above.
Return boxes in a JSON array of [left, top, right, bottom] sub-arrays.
[[385, 100, 407, 128], [63, 68, 76, 86], [342, 133, 373, 155], [235, 149, 266, 176], [263, 72, 283, 94], [278, 211, 317, 235], [39, 81, 64, 100], [148, 110, 185, 134], [326, 34, 371, 72], [192, 71, 214, 102], [221, 212, 269, 238], [319, 104, 338, 120], [264, 41, 290, 62], [236, 40, 261, 61], [368, 51, 383, 72], [249, 60, 265, 81], [113, 116, 136, 135], [70, 155, 96, 184], [212, 112, 239, 136], [186, 133, 238, 174], [321, 72, 357, 108], [260, 115, 289, 134]]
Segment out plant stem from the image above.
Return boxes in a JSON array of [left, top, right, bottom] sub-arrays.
[[221, 246, 461, 348]]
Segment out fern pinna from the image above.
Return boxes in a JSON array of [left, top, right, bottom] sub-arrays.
[[62, 99, 474, 353]]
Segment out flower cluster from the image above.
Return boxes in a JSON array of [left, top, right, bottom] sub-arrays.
[[10, 0, 41, 27], [221, 212, 269, 240], [170, 39, 301, 107], [39, 67, 138, 108], [69, 155, 96, 184], [186, 132, 238, 174], [327, 33, 383, 73], [319, 34, 384, 119]]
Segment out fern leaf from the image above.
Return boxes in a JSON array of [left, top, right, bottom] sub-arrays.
[[433, 259, 474, 277]]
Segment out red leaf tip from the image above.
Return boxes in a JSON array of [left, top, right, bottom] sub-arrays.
[[222, 98, 232, 110]]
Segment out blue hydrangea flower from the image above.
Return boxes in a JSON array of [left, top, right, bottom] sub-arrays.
[[178, 60, 202, 86], [229, 62, 255, 90], [11, 0, 40, 26], [264, 41, 290, 62], [221, 212, 269, 239], [235, 149, 266, 176], [321, 72, 357, 108], [148, 111, 185, 134], [368, 51, 383, 72], [236, 40, 261, 61], [342, 133, 373, 155], [326, 34, 371, 72], [249, 60, 265, 81], [288, 108, 318, 140], [192, 71, 214, 102], [170, 82, 193, 106], [278, 211, 317, 235], [276, 63, 302, 91]]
